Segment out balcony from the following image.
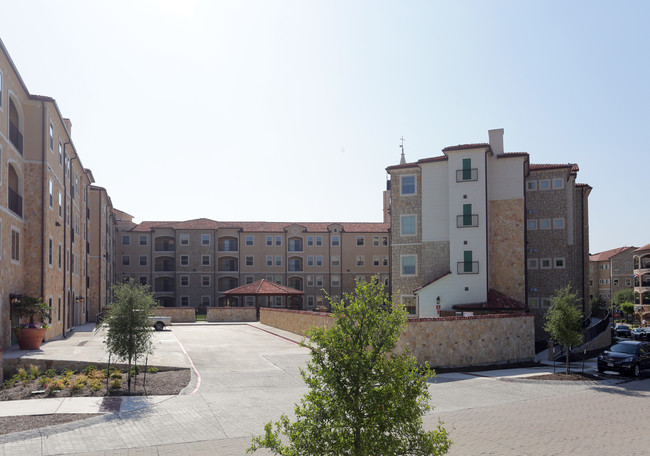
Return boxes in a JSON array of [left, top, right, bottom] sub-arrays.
[[218, 258, 238, 272], [218, 277, 239, 292], [9, 122, 23, 155], [288, 238, 303, 252], [456, 214, 479, 228], [456, 168, 478, 182], [288, 260, 303, 272], [8, 188, 23, 217], [457, 261, 479, 274], [155, 237, 176, 252], [154, 258, 175, 272], [218, 237, 238, 252]]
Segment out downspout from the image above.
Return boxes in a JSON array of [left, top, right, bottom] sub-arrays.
[[40, 100, 46, 299], [97, 195, 102, 320], [581, 187, 586, 314], [69, 152, 79, 329], [484, 150, 489, 295], [62, 141, 70, 338]]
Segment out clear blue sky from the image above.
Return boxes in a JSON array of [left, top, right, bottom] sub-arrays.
[[2, 1, 648, 253]]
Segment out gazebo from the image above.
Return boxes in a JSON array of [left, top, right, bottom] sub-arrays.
[[222, 279, 304, 314]]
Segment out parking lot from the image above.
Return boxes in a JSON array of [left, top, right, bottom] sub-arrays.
[[2, 323, 650, 455]]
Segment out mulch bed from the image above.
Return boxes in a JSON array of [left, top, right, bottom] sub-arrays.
[[523, 372, 600, 381]]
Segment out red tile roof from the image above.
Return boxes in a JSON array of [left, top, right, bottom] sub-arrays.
[[452, 289, 528, 313], [498, 152, 529, 159], [222, 279, 304, 296], [635, 244, 650, 253], [590, 246, 636, 262], [130, 219, 389, 233], [442, 143, 491, 152], [529, 163, 579, 172]]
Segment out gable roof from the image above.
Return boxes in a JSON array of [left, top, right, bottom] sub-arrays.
[[129, 219, 389, 233], [529, 163, 579, 173], [590, 246, 636, 262], [222, 279, 304, 296]]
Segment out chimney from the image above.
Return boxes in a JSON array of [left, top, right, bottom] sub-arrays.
[[64, 118, 72, 136], [488, 128, 504, 155]]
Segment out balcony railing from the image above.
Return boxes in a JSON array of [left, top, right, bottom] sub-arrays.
[[288, 264, 303, 272], [219, 262, 238, 272], [456, 168, 478, 182], [155, 243, 176, 252], [456, 214, 479, 228], [155, 285, 175, 293], [219, 245, 238, 252], [9, 122, 23, 154], [457, 261, 479, 274], [154, 264, 175, 272], [8, 188, 23, 217]]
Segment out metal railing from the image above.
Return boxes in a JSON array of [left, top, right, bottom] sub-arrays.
[[456, 168, 478, 182], [8, 188, 22, 217], [457, 261, 479, 274], [456, 214, 479, 228], [9, 122, 23, 154]]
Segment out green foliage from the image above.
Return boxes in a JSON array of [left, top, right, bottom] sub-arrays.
[[17, 367, 28, 380], [614, 289, 634, 306], [89, 379, 103, 391], [43, 369, 57, 378], [11, 296, 52, 327], [28, 364, 40, 379], [82, 365, 98, 375], [619, 301, 635, 317], [109, 378, 123, 391], [146, 367, 159, 374], [249, 280, 451, 456], [104, 280, 157, 394], [544, 286, 584, 374]]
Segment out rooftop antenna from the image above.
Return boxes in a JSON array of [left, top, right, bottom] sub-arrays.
[[399, 136, 406, 164]]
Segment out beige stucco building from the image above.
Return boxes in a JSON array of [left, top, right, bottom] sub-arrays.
[[114, 214, 390, 310], [386, 129, 591, 341], [588, 246, 636, 305], [0, 38, 116, 348], [633, 244, 650, 312]]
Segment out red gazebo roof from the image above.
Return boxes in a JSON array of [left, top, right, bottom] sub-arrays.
[[222, 279, 304, 296]]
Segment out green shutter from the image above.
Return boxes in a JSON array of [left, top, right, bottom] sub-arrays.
[[463, 204, 472, 226], [464, 251, 473, 273], [462, 158, 471, 180]]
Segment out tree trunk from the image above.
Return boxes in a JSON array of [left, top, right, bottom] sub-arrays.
[[565, 345, 570, 374]]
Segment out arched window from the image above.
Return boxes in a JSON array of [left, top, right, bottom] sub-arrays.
[[9, 98, 23, 154], [8, 162, 22, 216]]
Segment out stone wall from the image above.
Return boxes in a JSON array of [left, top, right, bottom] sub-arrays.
[[261, 308, 535, 368], [207, 307, 257, 322], [260, 308, 334, 336], [488, 199, 525, 303], [153, 307, 195, 323]]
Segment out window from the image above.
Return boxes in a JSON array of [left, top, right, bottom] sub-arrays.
[[139, 255, 147, 266], [626, 278, 632, 286], [180, 255, 189, 266], [539, 219, 551, 230], [180, 234, 189, 245], [382, 236, 388, 246], [201, 255, 210, 266], [140, 276, 148, 285], [331, 235, 340, 247], [401, 175, 416, 195], [539, 179, 551, 190], [527, 258, 539, 270], [528, 298, 539, 308], [202, 296, 211, 306], [122, 255, 130, 266], [316, 255, 323, 266], [316, 236, 323, 246], [306, 276, 314, 287], [58, 141, 63, 166], [58, 244, 62, 268], [266, 236, 273, 246], [613, 279, 619, 286], [180, 275, 189, 287], [201, 234, 210, 245], [331, 256, 340, 266], [402, 296, 416, 315], [307, 256, 314, 267], [316, 276, 323, 287], [542, 298, 552, 307], [275, 256, 282, 266], [373, 255, 380, 267], [356, 236, 365, 246], [527, 220, 538, 230], [202, 275, 210, 287], [356, 255, 365, 266], [540, 258, 552, 269], [554, 258, 565, 269], [526, 180, 537, 191], [288, 238, 303, 251], [382, 255, 389, 267], [460, 204, 475, 227], [245, 235, 254, 246], [245, 255, 254, 266], [245, 276, 254, 284], [275, 236, 282, 246], [48, 180, 53, 207], [139, 235, 148, 246], [461, 158, 473, 181], [180, 296, 190, 307], [552, 178, 564, 189], [307, 296, 315, 307], [49, 124, 54, 150], [401, 255, 416, 276], [275, 276, 282, 285], [307, 236, 314, 246], [373, 236, 380, 246], [553, 218, 565, 229], [589, 279, 594, 286], [58, 192, 62, 217], [461, 250, 474, 273], [122, 235, 131, 245], [266, 255, 273, 266], [48, 239, 53, 265], [401, 215, 416, 236], [331, 276, 340, 287]]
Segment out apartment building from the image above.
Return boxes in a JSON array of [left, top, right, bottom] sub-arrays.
[[588, 246, 636, 304], [114, 214, 390, 310], [633, 244, 650, 308], [0, 38, 115, 348], [386, 129, 591, 340]]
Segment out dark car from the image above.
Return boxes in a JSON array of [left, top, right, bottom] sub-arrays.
[[615, 324, 631, 338], [631, 327, 647, 340], [598, 341, 650, 377]]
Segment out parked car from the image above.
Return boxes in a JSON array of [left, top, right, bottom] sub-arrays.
[[598, 341, 650, 377], [148, 315, 172, 331], [631, 327, 647, 340], [615, 324, 631, 338]]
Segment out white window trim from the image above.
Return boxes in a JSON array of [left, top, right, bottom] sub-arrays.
[[539, 218, 551, 230], [201, 254, 211, 266], [245, 235, 254, 246], [331, 275, 340, 287], [553, 218, 565, 229], [400, 254, 417, 276], [540, 258, 552, 270], [139, 235, 148, 246], [201, 296, 211, 306], [180, 275, 190, 287], [527, 219, 538, 230], [528, 298, 539, 308], [552, 178, 565, 189], [400, 174, 417, 196], [527, 258, 539, 270], [180, 234, 190, 245], [356, 255, 365, 267], [180, 255, 189, 266], [400, 214, 417, 237], [554, 258, 566, 269], [356, 235, 365, 247], [180, 296, 190, 307], [266, 255, 273, 266], [331, 256, 340, 266], [245, 255, 254, 266], [201, 234, 211, 246], [539, 179, 551, 190], [526, 180, 537, 191], [201, 275, 211, 287]]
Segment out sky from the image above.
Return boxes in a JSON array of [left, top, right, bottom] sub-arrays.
[[1, 0, 648, 254]]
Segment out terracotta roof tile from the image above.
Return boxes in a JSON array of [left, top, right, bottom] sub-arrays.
[[498, 152, 529, 158], [442, 143, 491, 152], [222, 279, 303, 296], [590, 246, 636, 262], [635, 244, 650, 253], [130, 219, 389, 233], [529, 163, 579, 172]]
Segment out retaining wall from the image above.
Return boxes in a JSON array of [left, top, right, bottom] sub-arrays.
[[207, 307, 257, 322], [153, 307, 195, 323], [260, 308, 535, 368]]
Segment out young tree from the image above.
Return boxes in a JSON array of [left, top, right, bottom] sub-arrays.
[[544, 286, 584, 374], [619, 301, 635, 323], [103, 280, 157, 393], [613, 289, 634, 306], [248, 280, 451, 456]]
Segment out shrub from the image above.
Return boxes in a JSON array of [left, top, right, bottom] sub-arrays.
[[82, 365, 98, 375], [88, 369, 106, 380], [109, 378, 123, 391], [2, 374, 21, 389], [89, 379, 103, 392], [70, 375, 88, 394], [146, 367, 159, 374], [110, 369, 123, 380], [17, 367, 28, 380], [47, 378, 66, 396], [28, 364, 40, 379], [44, 369, 57, 378]]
